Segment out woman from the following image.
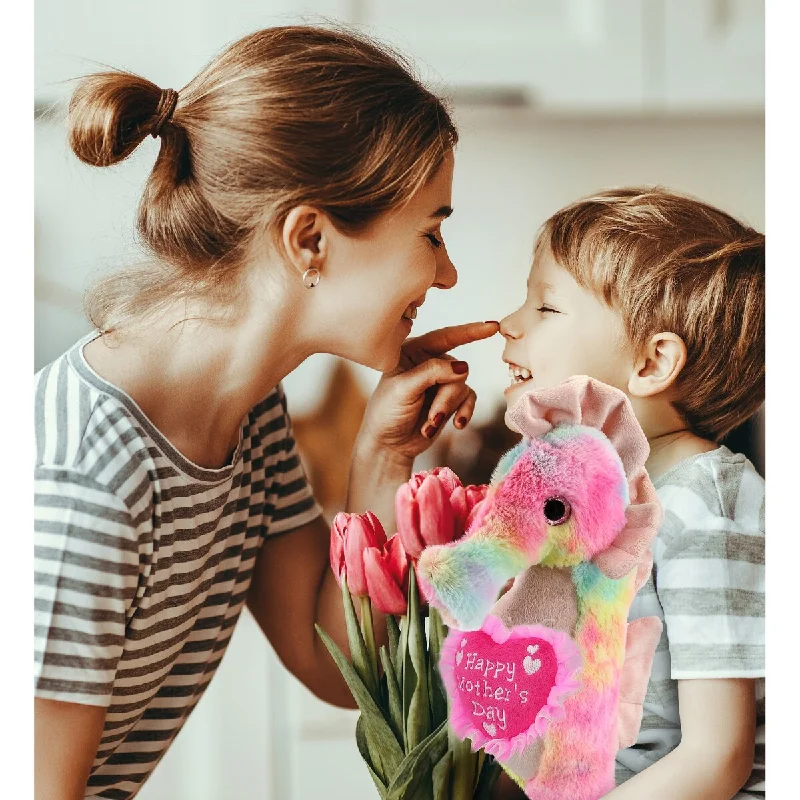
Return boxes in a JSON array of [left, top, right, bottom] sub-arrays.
[[34, 26, 499, 799]]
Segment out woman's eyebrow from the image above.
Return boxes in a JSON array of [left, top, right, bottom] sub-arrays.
[[430, 205, 454, 220]]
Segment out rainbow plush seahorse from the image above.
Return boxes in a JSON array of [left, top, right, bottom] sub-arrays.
[[418, 377, 663, 800]]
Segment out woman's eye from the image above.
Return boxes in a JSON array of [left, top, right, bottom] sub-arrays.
[[537, 305, 559, 314], [425, 232, 443, 249]]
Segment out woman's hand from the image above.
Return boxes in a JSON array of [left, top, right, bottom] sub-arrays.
[[357, 321, 500, 463]]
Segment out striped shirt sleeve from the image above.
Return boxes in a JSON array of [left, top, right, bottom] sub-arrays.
[[34, 465, 139, 706], [653, 458, 765, 679], [266, 385, 322, 535]]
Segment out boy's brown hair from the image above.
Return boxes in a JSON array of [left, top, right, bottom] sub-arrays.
[[536, 187, 764, 441]]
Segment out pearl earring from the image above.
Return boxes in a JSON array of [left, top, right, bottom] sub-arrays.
[[302, 268, 321, 289]]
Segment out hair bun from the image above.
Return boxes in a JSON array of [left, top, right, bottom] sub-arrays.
[[67, 71, 165, 167]]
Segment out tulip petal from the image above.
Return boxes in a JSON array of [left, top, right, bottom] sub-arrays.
[[449, 485, 469, 534], [344, 514, 378, 596], [432, 467, 463, 495], [418, 474, 455, 547], [329, 513, 349, 586], [364, 511, 387, 548], [364, 547, 407, 616], [384, 534, 409, 595], [395, 483, 425, 559]]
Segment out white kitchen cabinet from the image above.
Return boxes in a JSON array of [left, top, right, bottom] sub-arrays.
[[35, 1, 764, 114], [359, 0, 648, 112], [34, 0, 351, 102], [661, 0, 764, 111]]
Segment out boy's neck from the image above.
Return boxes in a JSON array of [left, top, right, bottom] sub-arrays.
[[645, 429, 719, 481], [632, 398, 718, 480]]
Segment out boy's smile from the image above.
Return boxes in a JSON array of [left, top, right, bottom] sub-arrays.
[[500, 247, 634, 411], [504, 360, 533, 392]]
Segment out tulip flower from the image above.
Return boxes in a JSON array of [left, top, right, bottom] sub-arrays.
[[396, 468, 490, 559], [330, 511, 387, 596], [329, 513, 347, 582], [363, 534, 409, 615]]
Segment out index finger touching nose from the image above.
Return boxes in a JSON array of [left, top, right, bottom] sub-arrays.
[[413, 321, 501, 356]]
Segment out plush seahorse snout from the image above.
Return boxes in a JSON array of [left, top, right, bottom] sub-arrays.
[[417, 525, 530, 631]]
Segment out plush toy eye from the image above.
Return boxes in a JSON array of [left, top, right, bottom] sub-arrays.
[[543, 496, 571, 526]]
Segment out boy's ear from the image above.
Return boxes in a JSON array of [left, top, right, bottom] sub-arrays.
[[281, 205, 329, 277], [628, 332, 686, 399]]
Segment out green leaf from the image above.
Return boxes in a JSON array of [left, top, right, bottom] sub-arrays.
[[406, 566, 432, 751], [385, 720, 449, 800], [432, 751, 452, 800], [315, 624, 403, 780], [356, 716, 388, 800], [449, 731, 476, 800], [360, 595, 380, 691], [428, 606, 447, 666], [379, 645, 404, 746], [473, 755, 503, 800], [386, 613, 401, 671], [475, 750, 486, 789], [428, 666, 449, 730], [400, 613, 414, 729], [341, 575, 379, 700]]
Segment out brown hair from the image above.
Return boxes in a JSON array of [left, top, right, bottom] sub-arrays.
[[67, 25, 458, 331], [536, 187, 764, 441]]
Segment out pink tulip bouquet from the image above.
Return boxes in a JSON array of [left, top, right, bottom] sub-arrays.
[[316, 468, 501, 800]]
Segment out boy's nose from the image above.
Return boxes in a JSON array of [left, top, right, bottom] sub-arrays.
[[500, 310, 523, 339]]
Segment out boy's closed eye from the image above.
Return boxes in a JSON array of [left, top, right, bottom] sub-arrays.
[[537, 305, 560, 314]]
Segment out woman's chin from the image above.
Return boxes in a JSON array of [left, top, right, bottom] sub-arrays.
[[351, 337, 404, 373]]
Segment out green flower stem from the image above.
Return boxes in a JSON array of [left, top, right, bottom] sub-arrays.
[[360, 595, 379, 690], [450, 733, 476, 800]]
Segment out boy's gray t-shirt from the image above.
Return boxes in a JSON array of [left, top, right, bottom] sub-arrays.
[[615, 446, 765, 797]]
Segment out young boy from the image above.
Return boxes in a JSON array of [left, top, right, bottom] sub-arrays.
[[498, 187, 764, 799]]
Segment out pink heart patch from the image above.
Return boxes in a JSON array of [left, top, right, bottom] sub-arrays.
[[439, 615, 582, 760]]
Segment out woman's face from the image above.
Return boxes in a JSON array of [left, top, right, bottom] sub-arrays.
[[316, 150, 457, 371]]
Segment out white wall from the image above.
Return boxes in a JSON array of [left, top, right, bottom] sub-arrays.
[[36, 109, 764, 423]]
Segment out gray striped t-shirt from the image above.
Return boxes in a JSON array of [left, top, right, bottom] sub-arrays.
[[616, 446, 765, 798], [34, 332, 322, 799]]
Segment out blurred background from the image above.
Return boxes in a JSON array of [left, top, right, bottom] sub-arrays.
[[35, 1, 764, 798]]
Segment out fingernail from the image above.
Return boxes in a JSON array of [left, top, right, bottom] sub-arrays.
[[432, 413, 445, 427], [484, 320, 500, 325], [423, 424, 439, 439], [457, 416, 468, 428], [452, 361, 469, 374]]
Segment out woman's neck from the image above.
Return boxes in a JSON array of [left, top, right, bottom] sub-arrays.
[[83, 279, 311, 470]]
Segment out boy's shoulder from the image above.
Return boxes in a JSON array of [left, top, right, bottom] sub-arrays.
[[652, 445, 764, 556]]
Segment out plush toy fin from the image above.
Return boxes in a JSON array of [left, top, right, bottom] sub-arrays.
[[617, 616, 663, 749]]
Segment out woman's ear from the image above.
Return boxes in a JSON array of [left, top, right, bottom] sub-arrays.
[[281, 205, 329, 277], [628, 332, 686, 399]]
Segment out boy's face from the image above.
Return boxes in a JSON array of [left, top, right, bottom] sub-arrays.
[[500, 246, 635, 412]]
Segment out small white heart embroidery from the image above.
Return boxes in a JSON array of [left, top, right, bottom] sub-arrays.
[[456, 650, 464, 666], [526, 644, 539, 655], [483, 722, 497, 737], [523, 655, 542, 675]]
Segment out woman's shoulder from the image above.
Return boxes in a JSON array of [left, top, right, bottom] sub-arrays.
[[35, 336, 154, 491], [247, 383, 294, 437]]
